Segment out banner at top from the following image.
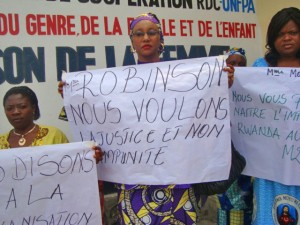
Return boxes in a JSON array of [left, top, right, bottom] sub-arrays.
[[0, 0, 261, 141]]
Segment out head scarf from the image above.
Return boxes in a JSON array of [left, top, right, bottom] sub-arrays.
[[130, 12, 164, 54], [226, 47, 246, 59]]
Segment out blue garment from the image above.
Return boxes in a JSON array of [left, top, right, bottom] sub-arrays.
[[252, 58, 300, 225], [252, 57, 268, 67], [217, 175, 253, 225], [253, 179, 300, 225]]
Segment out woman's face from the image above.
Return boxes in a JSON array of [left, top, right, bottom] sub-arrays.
[[274, 20, 300, 58], [131, 20, 161, 62], [226, 54, 246, 67], [4, 94, 35, 131]]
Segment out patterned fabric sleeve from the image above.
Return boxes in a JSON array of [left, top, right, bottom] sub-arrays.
[[0, 132, 10, 149], [33, 125, 69, 146]]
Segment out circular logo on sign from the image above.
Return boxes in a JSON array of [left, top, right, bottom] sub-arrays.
[[272, 194, 299, 225]]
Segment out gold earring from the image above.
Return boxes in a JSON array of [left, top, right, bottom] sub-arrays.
[[130, 46, 136, 53]]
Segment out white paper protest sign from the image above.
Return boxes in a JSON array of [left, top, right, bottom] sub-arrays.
[[0, 142, 102, 224], [231, 67, 300, 185], [63, 57, 231, 185]]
